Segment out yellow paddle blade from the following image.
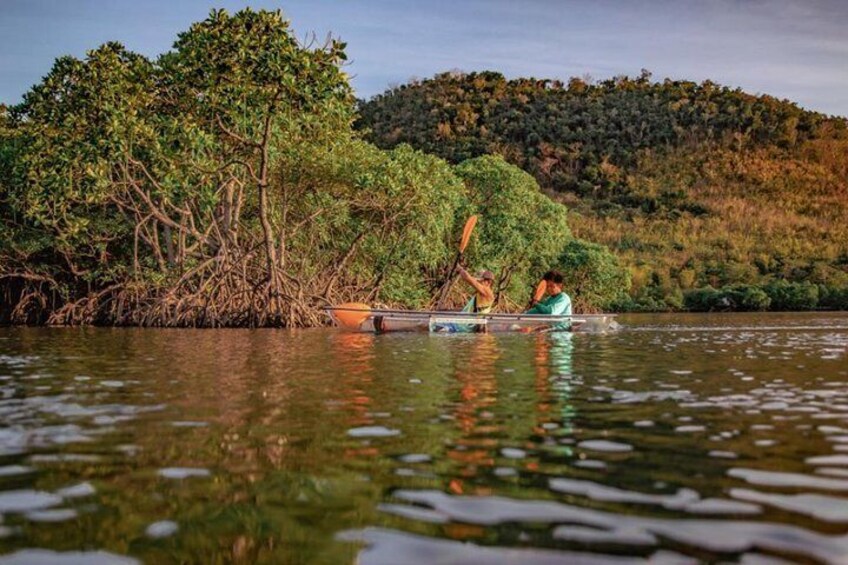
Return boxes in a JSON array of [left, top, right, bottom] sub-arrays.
[[333, 303, 371, 329], [459, 215, 478, 253], [533, 280, 547, 302]]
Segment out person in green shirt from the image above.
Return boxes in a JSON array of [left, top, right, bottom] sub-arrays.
[[526, 270, 572, 329]]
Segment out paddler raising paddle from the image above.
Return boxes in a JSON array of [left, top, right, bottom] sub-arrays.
[[430, 266, 494, 333], [457, 266, 495, 314]]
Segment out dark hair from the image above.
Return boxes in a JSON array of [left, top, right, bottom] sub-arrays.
[[545, 270, 564, 284]]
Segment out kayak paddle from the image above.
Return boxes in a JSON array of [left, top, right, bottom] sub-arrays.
[[436, 215, 478, 309], [332, 302, 371, 329], [533, 279, 547, 303]]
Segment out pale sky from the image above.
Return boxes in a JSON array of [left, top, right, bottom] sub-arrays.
[[1, 0, 846, 116]]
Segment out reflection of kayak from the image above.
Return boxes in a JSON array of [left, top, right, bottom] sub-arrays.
[[325, 304, 619, 334]]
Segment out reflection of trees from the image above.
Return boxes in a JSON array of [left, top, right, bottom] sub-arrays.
[[0, 328, 371, 562], [447, 335, 501, 489], [444, 332, 576, 489], [329, 332, 378, 424], [329, 332, 380, 459], [0, 328, 580, 561]]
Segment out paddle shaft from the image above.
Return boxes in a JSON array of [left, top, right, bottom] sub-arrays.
[[435, 215, 477, 310], [435, 251, 464, 310]]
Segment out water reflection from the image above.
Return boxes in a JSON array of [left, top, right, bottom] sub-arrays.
[[447, 334, 500, 487], [0, 313, 845, 563], [547, 332, 576, 448]]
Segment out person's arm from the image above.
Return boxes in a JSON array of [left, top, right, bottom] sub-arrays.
[[527, 294, 566, 315], [526, 297, 552, 314], [458, 266, 490, 296], [528, 280, 546, 308]]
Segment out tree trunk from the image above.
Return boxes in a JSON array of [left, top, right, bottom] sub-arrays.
[[257, 139, 283, 317], [163, 224, 175, 266]]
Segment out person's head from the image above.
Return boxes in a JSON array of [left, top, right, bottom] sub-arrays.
[[477, 270, 495, 287], [545, 270, 564, 295]]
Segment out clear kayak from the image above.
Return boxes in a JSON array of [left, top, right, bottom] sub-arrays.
[[325, 304, 619, 334]]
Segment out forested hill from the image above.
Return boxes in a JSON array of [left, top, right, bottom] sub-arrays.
[[357, 71, 848, 311]]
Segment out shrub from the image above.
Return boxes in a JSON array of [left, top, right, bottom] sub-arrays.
[[557, 239, 631, 311], [684, 287, 723, 311], [819, 286, 848, 310], [764, 280, 819, 311], [706, 285, 772, 311]]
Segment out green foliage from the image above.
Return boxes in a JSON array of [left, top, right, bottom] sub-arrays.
[[358, 71, 848, 312], [358, 70, 840, 197], [557, 239, 631, 310], [277, 139, 464, 307], [4, 11, 627, 324], [9, 12, 842, 323], [683, 287, 721, 312], [684, 285, 771, 312], [733, 286, 772, 311], [819, 286, 848, 310], [160, 7, 353, 164], [681, 281, 847, 312], [0, 10, 362, 325], [453, 155, 570, 305], [763, 280, 820, 311], [5, 43, 156, 280]]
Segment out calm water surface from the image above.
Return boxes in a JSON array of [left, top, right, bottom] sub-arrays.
[[0, 313, 847, 564]]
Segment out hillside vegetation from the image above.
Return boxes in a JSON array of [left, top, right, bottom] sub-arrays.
[[357, 71, 848, 311]]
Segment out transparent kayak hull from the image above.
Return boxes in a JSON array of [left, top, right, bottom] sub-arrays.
[[326, 307, 619, 334]]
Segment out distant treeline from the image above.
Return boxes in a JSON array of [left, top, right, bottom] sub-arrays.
[[683, 282, 847, 312], [357, 71, 848, 311]]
